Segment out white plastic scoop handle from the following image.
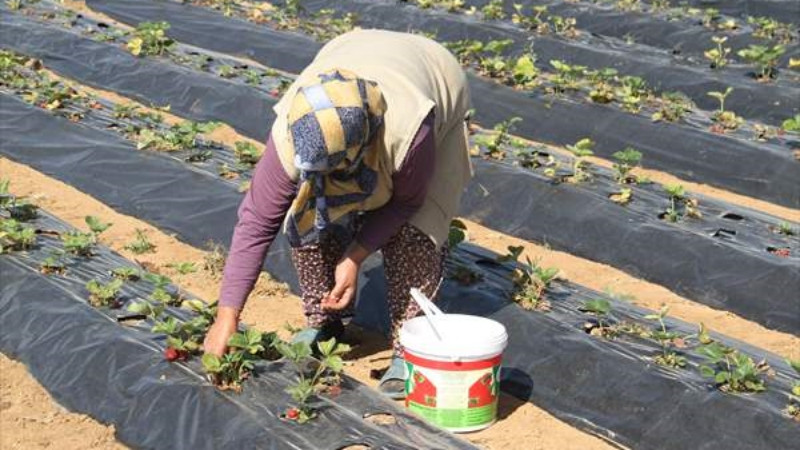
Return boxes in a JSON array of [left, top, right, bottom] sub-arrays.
[[409, 287, 446, 341]]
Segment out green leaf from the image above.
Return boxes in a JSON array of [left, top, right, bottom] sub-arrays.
[[85, 215, 111, 234], [227, 332, 248, 349], [324, 355, 344, 373], [699, 365, 715, 378], [317, 338, 336, 357], [787, 359, 800, 375], [715, 371, 731, 384], [202, 353, 222, 373]]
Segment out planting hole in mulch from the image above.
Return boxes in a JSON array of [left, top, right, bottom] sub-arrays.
[[711, 229, 737, 239], [362, 412, 396, 426], [722, 212, 745, 221]]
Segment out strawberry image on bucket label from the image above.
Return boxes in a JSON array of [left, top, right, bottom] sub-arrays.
[[404, 353, 501, 432]]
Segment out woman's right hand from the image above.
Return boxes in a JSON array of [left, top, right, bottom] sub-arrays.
[[203, 306, 240, 357]]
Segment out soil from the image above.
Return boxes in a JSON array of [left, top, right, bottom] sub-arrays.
[[1, 158, 615, 450]]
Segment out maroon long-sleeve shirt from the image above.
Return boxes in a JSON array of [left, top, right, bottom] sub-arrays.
[[219, 113, 436, 310]]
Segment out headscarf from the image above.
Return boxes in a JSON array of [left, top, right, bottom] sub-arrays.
[[282, 69, 387, 245]]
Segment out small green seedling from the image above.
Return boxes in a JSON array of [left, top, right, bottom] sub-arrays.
[[580, 299, 615, 337], [167, 261, 198, 275], [85, 278, 124, 308], [125, 229, 156, 254], [652, 92, 693, 123], [112, 103, 140, 119], [126, 301, 165, 320], [662, 184, 702, 222], [566, 138, 594, 183], [776, 221, 795, 236], [704, 36, 730, 69], [644, 305, 687, 368], [787, 359, 800, 396], [474, 117, 522, 160], [39, 250, 66, 275], [699, 343, 768, 393], [61, 231, 95, 256], [611, 148, 642, 184], [85, 215, 112, 234], [149, 287, 183, 307], [617, 76, 649, 113], [127, 21, 175, 57], [707, 87, 742, 131], [747, 16, 795, 45], [481, 0, 505, 20], [276, 337, 351, 423], [112, 266, 141, 281], [203, 329, 267, 392]]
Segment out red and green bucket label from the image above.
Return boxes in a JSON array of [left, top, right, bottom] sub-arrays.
[[404, 353, 501, 431]]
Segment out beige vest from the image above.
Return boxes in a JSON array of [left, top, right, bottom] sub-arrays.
[[272, 29, 473, 248]]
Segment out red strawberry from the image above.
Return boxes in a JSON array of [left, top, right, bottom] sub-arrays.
[[286, 408, 299, 420], [164, 347, 180, 362], [268, 89, 280, 98]]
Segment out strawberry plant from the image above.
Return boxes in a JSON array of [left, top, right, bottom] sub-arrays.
[[566, 138, 594, 183], [662, 184, 702, 222], [501, 246, 558, 312], [153, 316, 209, 361], [203, 329, 266, 392], [85, 215, 111, 234], [449, 264, 483, 286], [580, 299, 616, 337], [61, 231, 95, 256], [549, 60, 587, 92], [645, 306, 687, 368], [85, 278, 124, 308], [707, 87, 742, 132], [782, 115, 800, 133], [112, 266, 141, 281], [39, 250, 66, 275], [276, 338, 351, 423], [126, 300, 165, 320], [167, 261, 197, 275], [652, 92, 693, 122], [699, 343, 768, 393], [737, 44, 785, 80], [788, 359, 800, 396], [234, 141, 260, 167], [125, 229, 155, 254], [474, 117, 522, 160], [747, 17, 795, 45], [511, 54, 539, 89], [136, 121, 220, 152], [611, 148, 642, 184], [481, 0, 505, 20], [0, 218, 35, 253], [704, 36, 731, 69], [127, 22, 175, 57], [775, 221, 795, 236]]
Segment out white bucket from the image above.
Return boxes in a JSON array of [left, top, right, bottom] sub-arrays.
[[399, 313, 508, 433]]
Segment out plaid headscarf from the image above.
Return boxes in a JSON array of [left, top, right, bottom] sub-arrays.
[[282, 69, 387, 245]]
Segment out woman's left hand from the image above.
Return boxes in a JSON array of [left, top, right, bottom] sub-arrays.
[[322, 242, 370, 311]]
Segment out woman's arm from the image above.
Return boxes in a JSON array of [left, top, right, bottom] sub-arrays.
[[205, 136, 295, 356], [219, 137, 297, 310]]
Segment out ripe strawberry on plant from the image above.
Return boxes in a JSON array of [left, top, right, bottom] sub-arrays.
[[165, 347, 181, 362]]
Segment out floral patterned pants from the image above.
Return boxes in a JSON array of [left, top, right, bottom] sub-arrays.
[[291, 223, 446, 356]]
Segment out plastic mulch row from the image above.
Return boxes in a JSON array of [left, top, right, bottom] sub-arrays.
[[80, 0, 800, 208], [0, 208, 478, 450]]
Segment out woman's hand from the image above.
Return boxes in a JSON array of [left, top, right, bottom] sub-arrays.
[[322, 242, 370, 311], [203, 306, 240, 356]]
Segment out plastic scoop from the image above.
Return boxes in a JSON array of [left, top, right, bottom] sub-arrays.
[[409, 287, 446, 342]]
